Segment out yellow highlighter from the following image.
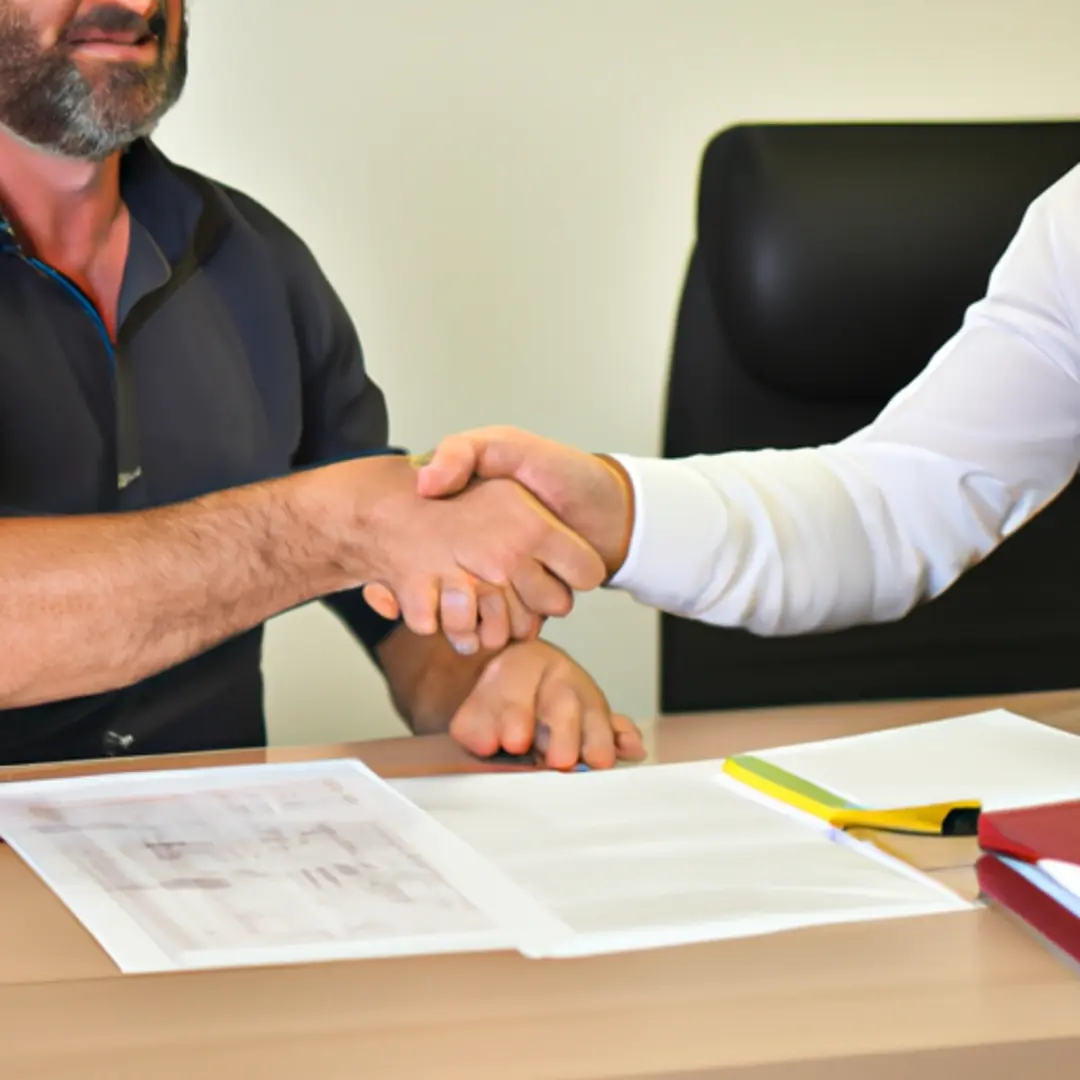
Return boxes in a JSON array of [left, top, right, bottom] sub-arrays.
[[721, 754, 981, 837]]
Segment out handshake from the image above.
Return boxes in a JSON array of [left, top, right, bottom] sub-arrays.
[[325, 427, 635, 654]]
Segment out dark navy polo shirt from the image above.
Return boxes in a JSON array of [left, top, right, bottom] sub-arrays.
[[0, 139, 400, 764]]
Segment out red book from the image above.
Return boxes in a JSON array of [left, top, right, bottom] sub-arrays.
[[979, 799, 1080, 867], [979, 801, 1080, 899], [976, 854, 1080, 968]]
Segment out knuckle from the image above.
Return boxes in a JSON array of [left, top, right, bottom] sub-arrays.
[[551, 593, 573, 617], [546, 655, 575, 683]]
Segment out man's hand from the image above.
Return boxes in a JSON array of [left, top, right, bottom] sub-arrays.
[[362, 429, 635, 646], [449, 640, 646, 770], [307, 454, 607, 649], [417, 427, 634, 571]]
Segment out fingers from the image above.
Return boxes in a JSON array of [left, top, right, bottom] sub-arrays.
[[533, 683, 582, 771], [449, 694, 508, 759], [362, 582, 401, 621], [508, 559, 574, 621], [533, 522, 607, 593], [579, 696, 619, 771], [441, 580, 481, 656], [533, 658, 642, 770], [365, 575, 542, 653], [450, 652, 537, 759], [611, 713, 647, 762], [417, 428, 533, 499], [449, 642, 638, 772], [442, 582, 542, 653], [415, 436, 479, 498], [505, 587, 544, 642], [535, 668, 622, 770], [436, 581, 541, 652], [453, 481, 605, 599], [476, 589, 511, 654], [394, 578, 441, 636]]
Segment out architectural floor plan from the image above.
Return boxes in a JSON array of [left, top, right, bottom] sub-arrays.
[[0, 760, 560, 972]]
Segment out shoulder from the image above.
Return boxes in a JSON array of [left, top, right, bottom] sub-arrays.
[[212, 179, 328, 286], [976, 161, 1080, 319], [177, 169, 353, 346], [1034, 160, 1080, 210], [164, 152, 334, 293], [1015, 161, 1080, 257]]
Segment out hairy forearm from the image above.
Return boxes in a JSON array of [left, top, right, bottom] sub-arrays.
[[0, 476, 348, 708]]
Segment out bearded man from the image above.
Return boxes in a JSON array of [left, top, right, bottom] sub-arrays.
[[0, 2, 644, 770]]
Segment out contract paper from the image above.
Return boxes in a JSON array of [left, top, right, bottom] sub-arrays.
[[749, 710, 1080, 812], [394, 761, 970, 958], [0, 759, 570, 973]]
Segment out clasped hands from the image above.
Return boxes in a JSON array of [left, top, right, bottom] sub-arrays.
[[361, 426, 634, 654], [347, 426, 642, 770]]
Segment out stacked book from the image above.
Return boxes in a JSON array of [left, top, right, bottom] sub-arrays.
[[978, 803, 1080, 967]]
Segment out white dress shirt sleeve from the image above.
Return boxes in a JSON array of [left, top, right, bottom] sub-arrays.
[[608, 164, 1080, 635]]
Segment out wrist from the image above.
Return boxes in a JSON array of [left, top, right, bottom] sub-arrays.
[[280, 456, 414, 592], [263, 473, 352, 596], [378, 625, 492, 736], [593, 454, 635, 577]]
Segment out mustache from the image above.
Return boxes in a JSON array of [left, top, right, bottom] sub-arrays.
[[62, 5, 168, 44]]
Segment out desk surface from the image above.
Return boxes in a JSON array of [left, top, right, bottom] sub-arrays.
[[3, 689, 1080, 1079]]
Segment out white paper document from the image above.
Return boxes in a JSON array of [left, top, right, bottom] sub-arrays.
[[0, 759, 568, 973], [395, 762, 970, 958], [0, 757, 969, 973], [752, 710, 1080, 811]]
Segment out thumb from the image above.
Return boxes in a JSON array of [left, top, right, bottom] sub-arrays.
[[417, 429, 531, 498]]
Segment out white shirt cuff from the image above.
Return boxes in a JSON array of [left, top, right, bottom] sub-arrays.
[[606, 454, 728, 613]]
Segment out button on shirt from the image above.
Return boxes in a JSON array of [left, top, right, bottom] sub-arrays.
[[611, 164, 1080, 634], [0, 140, 398, 764]]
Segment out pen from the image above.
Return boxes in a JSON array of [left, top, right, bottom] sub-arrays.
[[480, 723, 592, 771], [486, 750, 590, 772]]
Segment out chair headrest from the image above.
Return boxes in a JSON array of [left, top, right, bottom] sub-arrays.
[[699, 122, 1080, 401]]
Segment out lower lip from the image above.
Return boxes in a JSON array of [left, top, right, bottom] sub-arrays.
[[70, 40, 159, 62]]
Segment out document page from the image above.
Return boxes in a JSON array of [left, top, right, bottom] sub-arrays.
[[751, 710, 1080, 812], [394, 761, 970, 959], [0, 760, 569, 973]]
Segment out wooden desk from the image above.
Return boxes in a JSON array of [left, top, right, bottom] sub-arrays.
[[2, 689, 1080, 1079]]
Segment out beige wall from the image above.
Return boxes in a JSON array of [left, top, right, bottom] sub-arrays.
[[157, 0, 1080, 745]]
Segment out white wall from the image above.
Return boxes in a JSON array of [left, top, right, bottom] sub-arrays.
[[157, 0, 1080, 745]]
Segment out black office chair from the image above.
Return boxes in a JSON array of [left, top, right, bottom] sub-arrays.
[[661, 120, 1080, 714]]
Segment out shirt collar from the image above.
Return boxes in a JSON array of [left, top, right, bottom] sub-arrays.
[[0, 137, 232, 273], [122, 138, 232, 271]]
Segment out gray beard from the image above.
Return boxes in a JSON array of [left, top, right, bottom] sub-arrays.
[[0, 9, 188, 161], [18, 68, 180, 161]]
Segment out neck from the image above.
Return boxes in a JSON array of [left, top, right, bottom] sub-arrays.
[[0, 126, 124, 266]]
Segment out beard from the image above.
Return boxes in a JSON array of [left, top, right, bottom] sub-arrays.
[[0, 2, 188, 162]]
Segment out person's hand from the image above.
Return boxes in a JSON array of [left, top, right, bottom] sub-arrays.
[[449, 640, 646, 770], [418, 428, 634, 570], [304, 454, 607, 650], [362, 429, 634, 641]]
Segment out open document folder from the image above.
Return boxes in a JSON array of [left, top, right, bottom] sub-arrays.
[[0, 757, 967, 974], [722, 710, 1080, 835]]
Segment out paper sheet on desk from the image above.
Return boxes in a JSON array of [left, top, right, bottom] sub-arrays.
[[0, 760, 567, 973], [394, 761, 970, 958], [751, 710, 1080, 812]]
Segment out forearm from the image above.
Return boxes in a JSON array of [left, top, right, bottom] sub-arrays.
[[377, 625, 490, 735], [0, 475, 348, 707], [608, 443, 1027, 635], [610, 182, 1080, 634]]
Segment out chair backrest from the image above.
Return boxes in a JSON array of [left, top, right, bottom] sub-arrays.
[[661, 120, 1080, 715]]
